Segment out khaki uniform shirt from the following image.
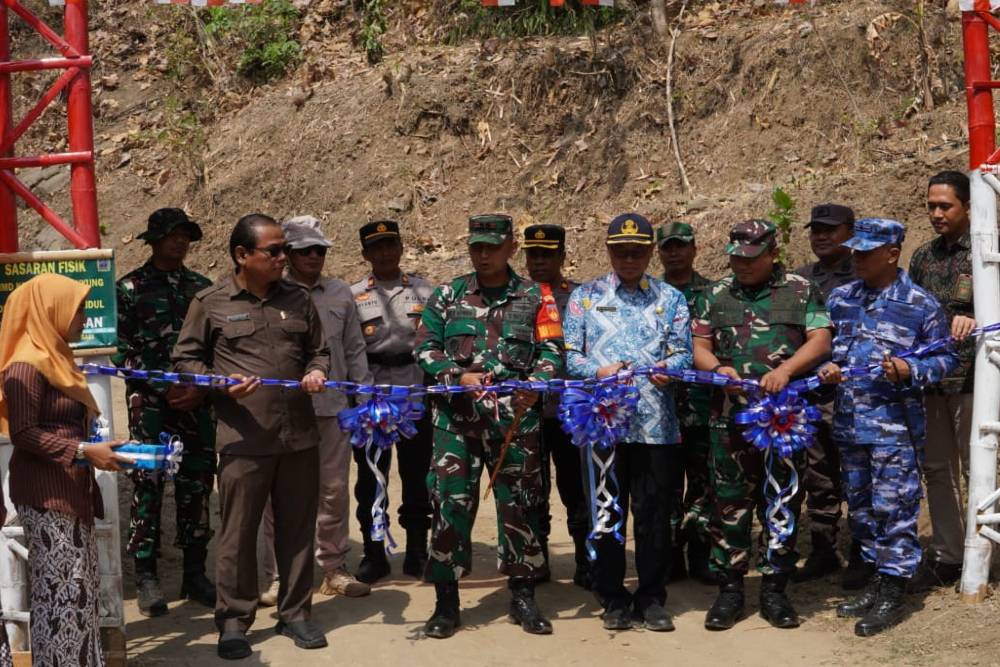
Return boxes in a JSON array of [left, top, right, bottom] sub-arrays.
[[172, 274, 331, 456], [351, 273, 434, 387], [293, 276, 373, 417]]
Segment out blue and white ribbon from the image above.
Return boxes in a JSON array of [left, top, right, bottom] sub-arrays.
[[558, 382, 639, 560], [86, 418, 185, 478], [337, 391, 426, 551]]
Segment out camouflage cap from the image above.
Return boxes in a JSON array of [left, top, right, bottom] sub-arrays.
[[137, 208, 203, 243], [842, 217, 906, 251], [725, 219, 777, 258], [523, 224, 565, 251], [656, 221, 695, 246], [468, 214, 513, 245]]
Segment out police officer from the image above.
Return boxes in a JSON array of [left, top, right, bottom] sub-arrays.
[[521, 223, 588, 587], [414, 214, 563, 639], [792, 203, 860, 586], [819, 218, 958, 636], [351, 220, 434, 584], [113, 208, 216, 617], [656, 221, 715, 585], [691, 220, 832, 631]]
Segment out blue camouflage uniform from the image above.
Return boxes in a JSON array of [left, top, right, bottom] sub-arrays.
[[827, 218, 959, 579]]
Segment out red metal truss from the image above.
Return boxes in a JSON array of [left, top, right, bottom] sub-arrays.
[[0, 0, 99, 252], [963, 2, 1000, 169]]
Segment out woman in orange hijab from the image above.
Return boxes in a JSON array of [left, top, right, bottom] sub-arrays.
[[0, 273, 127, 666]]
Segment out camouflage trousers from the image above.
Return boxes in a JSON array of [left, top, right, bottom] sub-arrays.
[[671, 424, 712, 545], [424, 427, 547, 583], [838, 440, 924, 578], [127, 446, 216, 559], [708, 421, 805, 576]]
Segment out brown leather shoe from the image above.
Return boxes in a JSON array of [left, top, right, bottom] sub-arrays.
[[320, 566, 371, 597]]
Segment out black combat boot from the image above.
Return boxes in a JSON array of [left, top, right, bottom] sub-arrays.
[[356, 533, 391, 585], [837, 573, 883, 618], [759, 573, 800, 628], [402, 528, 428, 579], [135, 557, 168, 618], [685, 527, 718, 585], [424, 582, 461, 639], [571, 532, 594, 590], [704, 571, 744, 630], [508, 577, 553, 635], [180, 545, 217, 607], [855, 574, 907, 637], [792, 538, 842, 583], [842, 541, 876, 590]]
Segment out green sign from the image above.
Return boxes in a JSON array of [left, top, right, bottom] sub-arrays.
[[0, 250, 117, 350]]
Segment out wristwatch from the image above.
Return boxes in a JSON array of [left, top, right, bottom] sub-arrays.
[[75, 442, 87, 461]]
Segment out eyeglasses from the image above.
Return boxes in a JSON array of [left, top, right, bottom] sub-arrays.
[[252, 244, 288, 258], [608, 246, 650, 260], [291, 246, 328, 258]]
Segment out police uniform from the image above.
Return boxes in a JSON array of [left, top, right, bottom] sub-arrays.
[[112, 208, 217, 614], [792, 203, 856, 582], [414, 214, 563, 638], [522, 224, 588, 587], [827, 218, 958, 636], [351, 220, 434, 580]]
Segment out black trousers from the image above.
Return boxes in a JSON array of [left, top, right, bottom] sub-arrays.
[[353, 412, 433, 538], [539, 417, 590, 541], [591, 442, 674, 611], [802, 420, 843, 550]]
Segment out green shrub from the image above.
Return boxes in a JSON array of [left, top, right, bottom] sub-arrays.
[[204, 0, 302, 82]]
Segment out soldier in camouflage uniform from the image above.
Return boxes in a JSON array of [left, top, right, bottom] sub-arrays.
[[907, 171, 978, 592], [657, 222, 715, 585], [691, 220, 832, 631], [521, 223, 588, 588], [414, 214, 563, 639], [113, 208, 217, 617], [792, 203, 862, 587], [819, 218, 958, 637]]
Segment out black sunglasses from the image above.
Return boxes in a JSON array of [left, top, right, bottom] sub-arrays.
[[291, 246, 328, 258], [252, 244, 289, 258]]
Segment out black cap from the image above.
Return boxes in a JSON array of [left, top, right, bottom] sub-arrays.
[[137, 208, 202, 243], [807, 203, 856, 228], [523, 224, 565, 251], [359, 220, 401, 248], [606, 213, 654, 245]]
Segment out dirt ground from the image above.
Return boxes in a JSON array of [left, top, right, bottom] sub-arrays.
[[108, 384, 1000, 667]]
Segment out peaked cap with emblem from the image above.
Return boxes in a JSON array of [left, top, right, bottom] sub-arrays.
[[359, 219, 401, 248], [606, 212, 654, 245], [523, 224, 565, 251]]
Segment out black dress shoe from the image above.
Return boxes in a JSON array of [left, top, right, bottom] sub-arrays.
[[759, 574, 800, 629], [636, 602, 674, 632], [907, 558, 961, 594], [837, 573, 883, 618], [425, 582, 461, 639], [218, 631, 251, 660], [602, 604, 633, 631], [705, 573, 745, 631], [508, 578, 553, 635], [276, 619, 328, 649]]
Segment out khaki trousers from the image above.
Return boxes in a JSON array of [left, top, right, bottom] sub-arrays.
[[923, 393, 973, 566]]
